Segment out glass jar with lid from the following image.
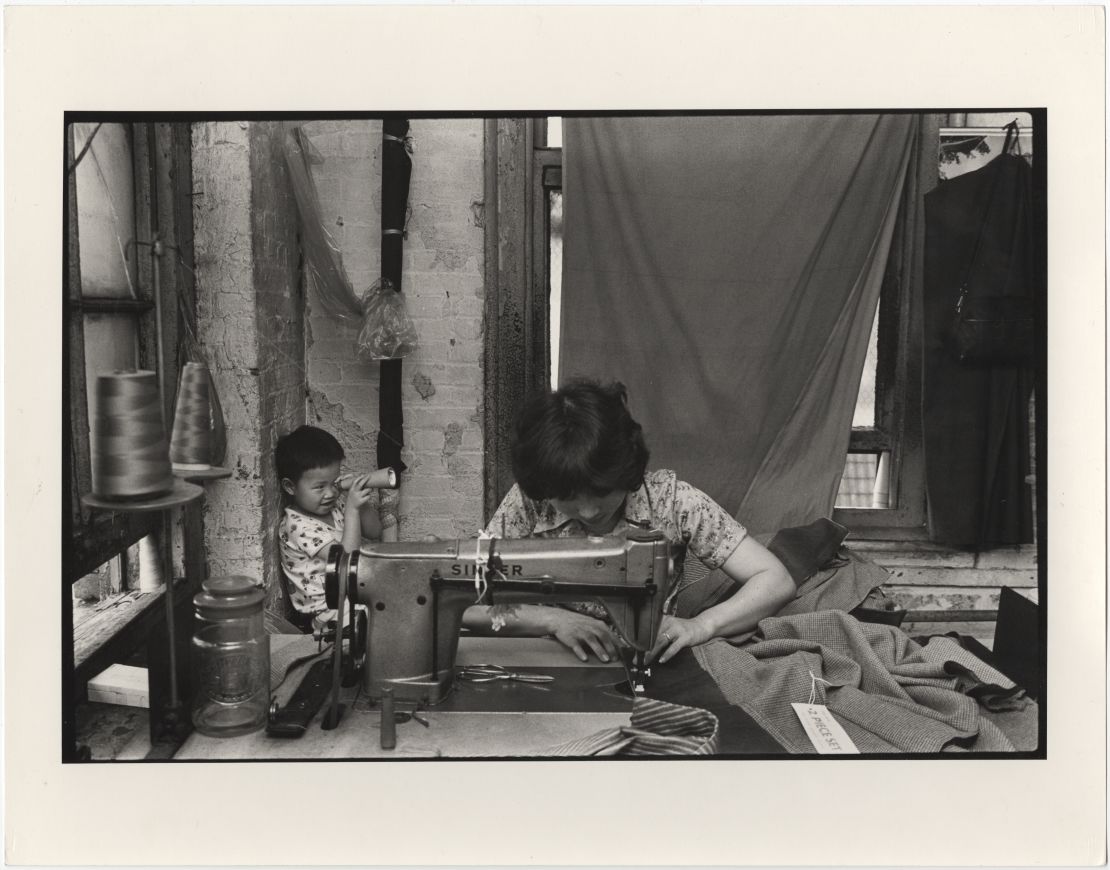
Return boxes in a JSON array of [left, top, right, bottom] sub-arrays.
[[191, 575, 269, 737]]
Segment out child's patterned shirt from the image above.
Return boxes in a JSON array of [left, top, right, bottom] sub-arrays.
[[279, 500, 346, 615]]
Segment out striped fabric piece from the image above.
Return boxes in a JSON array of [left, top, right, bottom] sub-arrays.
[[543, 697, 720, 757], [693, 610, 1019, 754]]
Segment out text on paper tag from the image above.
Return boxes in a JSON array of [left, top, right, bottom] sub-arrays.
[[790, 703, 860, 754]]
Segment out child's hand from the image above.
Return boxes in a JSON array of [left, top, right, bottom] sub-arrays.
[[335, 472, 357, 492], [343, 474, 376, 511]]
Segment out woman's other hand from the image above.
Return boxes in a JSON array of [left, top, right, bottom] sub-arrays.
[[648, 615, 713, 665], [543, 609, 620, 663]]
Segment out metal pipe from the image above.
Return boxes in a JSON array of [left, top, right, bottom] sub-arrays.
[[160, 511, 180, 708], [939, 127, 1032, 137], [146, 124, 180, 715]]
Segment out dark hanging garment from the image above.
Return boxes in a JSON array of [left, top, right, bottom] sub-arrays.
[[377, 119, 412, 475], [922, 148, 1036, 546]]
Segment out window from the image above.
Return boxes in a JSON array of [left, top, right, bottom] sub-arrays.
[[66, 121, 200, 578], [835, 112, 1036, 536], [64, 120, 198, 757]]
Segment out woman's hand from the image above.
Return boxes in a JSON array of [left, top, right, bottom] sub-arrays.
[[543, 609, 620, 663], [648, 615, 713, 665]]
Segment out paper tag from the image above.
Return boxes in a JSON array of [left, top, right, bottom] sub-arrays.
[[790, 703, 860, 754]]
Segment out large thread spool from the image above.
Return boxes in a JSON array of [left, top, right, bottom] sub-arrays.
[[91, 370, 174, 499], [170, 362, 213, 471]]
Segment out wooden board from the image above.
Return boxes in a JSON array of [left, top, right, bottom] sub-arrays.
[[87, 664, 150, 708], [73, 591, 165, 673]]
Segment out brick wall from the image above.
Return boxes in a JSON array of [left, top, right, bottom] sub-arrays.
[[301, 120, 486, 540]]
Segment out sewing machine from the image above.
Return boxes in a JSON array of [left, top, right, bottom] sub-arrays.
[[321, 530, 680, 717]]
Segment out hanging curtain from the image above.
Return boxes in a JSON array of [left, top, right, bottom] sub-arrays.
[[922, 150, 1035, 546], [561, 115, 917, 534]]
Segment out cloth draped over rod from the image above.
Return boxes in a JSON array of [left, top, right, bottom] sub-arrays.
[[922, 149, 1036, 546], [561, 115, 919, 534]]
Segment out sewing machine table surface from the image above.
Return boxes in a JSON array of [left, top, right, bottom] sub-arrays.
[[160, 636, 634, 760]]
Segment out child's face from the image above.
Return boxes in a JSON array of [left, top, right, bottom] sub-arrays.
[[551, 489, 628, 535], [283, 462, 343, 518]]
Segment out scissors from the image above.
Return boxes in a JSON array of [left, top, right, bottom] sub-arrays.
[[456, 664, 554, 684]]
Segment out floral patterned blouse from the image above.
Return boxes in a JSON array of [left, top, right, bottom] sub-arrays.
[[484, 469, 748, 619], [279, 498, 347, 615]]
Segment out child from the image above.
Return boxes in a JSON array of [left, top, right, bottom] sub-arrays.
[[275, 425, 391, 626], [463, 379, 794, 664]]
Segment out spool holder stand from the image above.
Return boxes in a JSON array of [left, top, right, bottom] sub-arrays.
[[81, 233, 205, 756], [79, 486, 204, 754]]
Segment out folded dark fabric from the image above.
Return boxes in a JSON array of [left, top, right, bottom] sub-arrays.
[[767, 517, 850, 583], [672, 517, 861, 622], [693, 610, 1017, 754], [543, 696, 720, 756], [777, 548, 891, 619]]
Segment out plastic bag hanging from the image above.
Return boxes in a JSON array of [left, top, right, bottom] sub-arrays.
[[357, 278, 418, 360]]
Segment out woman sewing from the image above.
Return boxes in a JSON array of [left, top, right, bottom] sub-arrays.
[[462, 379, 794, 664]]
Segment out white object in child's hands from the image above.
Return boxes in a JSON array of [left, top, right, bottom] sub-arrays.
[[337, 468, 397, 491]]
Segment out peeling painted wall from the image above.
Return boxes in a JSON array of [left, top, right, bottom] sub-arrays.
[[249, 123, 305, 611], [192, 121, 304, 611], [302, 120, 485, 539]]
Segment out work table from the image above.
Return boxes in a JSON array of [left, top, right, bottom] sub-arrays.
[[120, 636, 637, 759]]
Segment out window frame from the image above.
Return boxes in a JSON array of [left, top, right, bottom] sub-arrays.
[[66, 122, 162, 581], [65, 120, 202, 759], [66, 121, 204, 577], [833, 152, 930, 538]]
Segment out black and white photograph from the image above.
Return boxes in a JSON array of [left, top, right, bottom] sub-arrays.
[[5, 6, 1105, 867], [62, 111, 1046, 762]]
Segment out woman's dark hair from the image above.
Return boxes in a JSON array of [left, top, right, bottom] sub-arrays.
[[275, 425, 345, 483], [512, 379, 649, 501]]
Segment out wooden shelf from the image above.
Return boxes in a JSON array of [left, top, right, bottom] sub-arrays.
[[72, 580, 195, 688]]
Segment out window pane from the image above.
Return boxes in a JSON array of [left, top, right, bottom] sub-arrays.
[[73, 553, 124, 626], [851, 302, 880, 428], [549, 189, 563, 388], [546, 117, 563, 148], [73, 122, 137, 297], [964, 112, 1033, 128], [835, 450, 891, 509], [83, 313, 139, 422], [939, 128, 1034, 182]]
